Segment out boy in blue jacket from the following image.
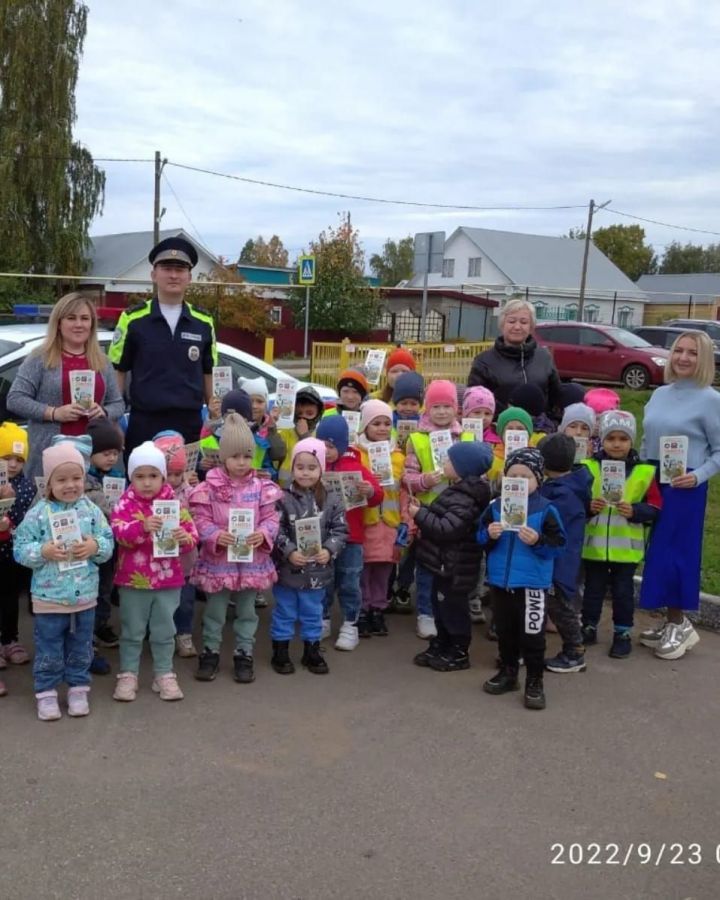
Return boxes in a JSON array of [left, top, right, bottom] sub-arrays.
[[477, 448, 566, 710]]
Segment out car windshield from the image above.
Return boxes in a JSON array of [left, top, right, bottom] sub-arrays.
[[0, 339, 21, 356], [602, 327, 652, 348]]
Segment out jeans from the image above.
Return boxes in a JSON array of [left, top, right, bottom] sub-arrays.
[[271, 584, 324, 642], [202, 589, 257, 654], [491, 586, 546, 678], [33, 608, 95, 693], [431, 576, 472, 650], [118, 587, 180, 676], [582, 561, 637, 631], [323, 543, 363, 623], [174, 581, 197, 635], [361, 562, 394, 611], [415, 564, 434, 617]]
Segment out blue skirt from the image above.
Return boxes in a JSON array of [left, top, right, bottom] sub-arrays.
[[639, 478, 708, 612]]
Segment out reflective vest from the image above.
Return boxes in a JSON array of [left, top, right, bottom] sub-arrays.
[[199, 432, 265, 472], [276, 427, 303, 488], [360, 447, 405, 528], [406, 431, 474, 505], [582, 459, 656, 563]]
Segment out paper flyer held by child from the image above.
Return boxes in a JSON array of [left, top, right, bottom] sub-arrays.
[[211, 366, 233, 398], [660, 435, 688, 483], [49, 509, 87, 571], [396, 419, 418, 450], [323, 471, 368, 511], [69, 370, 95, 411], [430, 429, 453, 470], [341, 410, 361, 445], [367, 441, 394, 486], [295, 516, 323, 558], [152, 499, 180, 558], [102, 476, 125, 505], [601, 460, 626, 505], [275, 378, 298, 429], [573, 436, 589, 463], [227, 508, 255, 563], [500, 477, 528, 531], [461, 418, 485, 441], [504, 429, 529, 454], [184, 441, 201, 474], [364, 349, 387, 386], [0, 459, 7, 488]]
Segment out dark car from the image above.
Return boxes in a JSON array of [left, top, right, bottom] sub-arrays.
[[535, 323, 669, 390], [664, 318, 720, 347], [633, 325, 720, 380]]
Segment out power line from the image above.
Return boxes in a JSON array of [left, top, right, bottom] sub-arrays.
[[161, 171, 208, 248], [601, 206, 720, 238]]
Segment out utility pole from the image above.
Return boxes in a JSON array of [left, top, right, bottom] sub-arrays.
[[577, 198, 611, 321], [153, 150, 167, 244]]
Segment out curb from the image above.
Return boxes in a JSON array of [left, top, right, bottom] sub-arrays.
[[634, 576, 720, 632]]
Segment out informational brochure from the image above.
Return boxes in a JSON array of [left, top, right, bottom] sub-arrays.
[[364, 349, 387, 386], [152, 499, 180, 558], [69, 369, 95, 410], [102, 476, 125, 505], [227, 508, 255, 563], [275, 377, 298, 429], [500, 477, 528, 531], [184, 441, 201, 474], [0, 497, 15, 516], [49, 508, 86, 571], [342, 410, 361, 445], [461, 418, 486, 441], [200, 445, 221, 468], [295, 516, 323, 558], [34, 476, 47, 498], [601, 460, 626, 505], [323, 471, 368, 511], [660, 435, 689, 483], [367, 440, 395, 486], [211, 366, 233, 398], [504, 429, 529, 455], [0, 459, 7, 488], [396, 419, 418, 450], [573, 436, 589, 463], [430, 429, 453, 470]]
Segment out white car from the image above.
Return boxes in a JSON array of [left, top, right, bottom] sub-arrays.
[[0, 323, 336, 421]]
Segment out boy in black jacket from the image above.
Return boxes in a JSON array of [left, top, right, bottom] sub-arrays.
[[408, 441, 493, 672]]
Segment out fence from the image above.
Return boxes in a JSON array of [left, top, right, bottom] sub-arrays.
[[311, 338, 494, 389]]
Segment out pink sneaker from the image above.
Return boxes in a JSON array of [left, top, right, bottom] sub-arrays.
[[67, 686, 90, 717], [113, 672, 138, 702], [152, 672, 184, 701], [36, 690, 62, 721], [2, 642, 30, 665]]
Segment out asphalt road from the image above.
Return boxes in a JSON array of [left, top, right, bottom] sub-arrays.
[[2, 605, 719, 900]]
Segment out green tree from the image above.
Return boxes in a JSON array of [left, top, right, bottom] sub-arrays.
[[289, 213, 381, 333], [0, 1, 105, 281], [659, 241, 720, 274], [185, 259, 277, 336], [566, 224, 657, 280], [369, 236, 414, 285], [238, 234, 289, 267]]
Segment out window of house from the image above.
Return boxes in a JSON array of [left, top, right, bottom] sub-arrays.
[[583, 305, 600, 323], [533, 301, 548, 321], [467, 257, 482, 277], [442, 259, 455, 278], [617, 307, 634, 328], [564, 304, 579, 321], [270, 306, 283, 325]]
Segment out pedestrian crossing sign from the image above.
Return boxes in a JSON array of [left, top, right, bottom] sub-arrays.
[[298, 255, 316, 285]]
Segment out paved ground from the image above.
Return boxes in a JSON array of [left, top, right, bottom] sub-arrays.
[[2, 604, 719, 900]]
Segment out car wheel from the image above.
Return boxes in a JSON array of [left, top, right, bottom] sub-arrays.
[[622, 364, 650, 390]]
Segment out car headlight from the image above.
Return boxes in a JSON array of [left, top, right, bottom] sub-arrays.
[[651, 357, 666, 366]]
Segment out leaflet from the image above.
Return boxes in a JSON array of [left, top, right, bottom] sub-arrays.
[[0, 460, 7, 488], [184, 441, 201, 474], [342, 410, 361, 445], [212, 366, 233, 398], [461, 418, 486, 441], [69, 369, 95, 411], [0, 497, 14, 515], [275, 377, 298, 429], [396, 419, 418, 450], [49, 508, 86, 571], [323, 471, 368, 511], [504, 429, 529, 455], [601, 460, 626, 505], [364, 349, 387, 386], [367, 440, 394, 486], [429, 429, 453, 470], [294, 516, 322, 558], [34, 476, 47, 498], [200, 445, 221, 468], [500, 477, 528, 531], [227, 508, 255, 563], [573, 436, 589, 463], [102, 476, 125, 506], [152, 499, 180, 558], [660, 435, 688, 483]]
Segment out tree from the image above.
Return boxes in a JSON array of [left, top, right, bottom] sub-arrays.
[[288, 213, 381, 333], [566, 224, 657, 280], [0, 1, 105, 279], [369, 236, 414, 285], [659, 241, 720, 274], [238, 234, 289, 268], [185, 260, 277, 336]]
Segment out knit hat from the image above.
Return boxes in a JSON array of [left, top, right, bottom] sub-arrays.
[[497, 406, 533, 437], [392, 371, 425, 405], [219, 412, 256, 462], [386, 348, 416, 372], [584, 387, 620, 416], [447, 440, 493, 478], [220, 389, 252, 421], [360, 399, 393, 434], [50, 434, 92, 472], [424, 379, 458, 411], [153, 431, 187, 474], [538, 433, 576, 473], [462, 386, 496, 417], [87, 418, 124, 455], [337, 368, 369, 399], [316, 415, 349, 457], [559, 402, 595, 434], [128, 441, 167, 479], [509, 383, 546, 418], [504, 447, 545, 487], [557, 382, 586, 409], [239, 376, 268, 400], [0, 422, 28, 461], [599, 410, 636, 444], [292, 437, 326, 473], [42, 443, 84, 481]]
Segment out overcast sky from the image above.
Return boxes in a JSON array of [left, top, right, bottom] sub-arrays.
[[76, 0, 720, 266]]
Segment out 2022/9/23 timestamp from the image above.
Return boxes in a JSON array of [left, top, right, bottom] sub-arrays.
[[550, 843, 720, 866]]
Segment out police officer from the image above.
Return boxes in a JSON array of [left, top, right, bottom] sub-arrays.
[[109, 236, 217, 455]]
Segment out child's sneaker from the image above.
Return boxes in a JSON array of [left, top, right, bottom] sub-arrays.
[[370, 609, 388, 637], [357, 612, 372, 639], [36, 690, 62, 720], [545, 651, 586, 673], [233, 650, 255, 684], [413, 637, 444, 668], [469, 596, 486, 624], [428, 645, 470, 672], [334, 623, 359, 651], [301, 640, 329, 674], [2, 642, 30, 665], [152, 672, 184, 700], [90, 651, 111, 675], [195, 648, 220, 681], [524, 675, 546, 710], [113, 672, 138, 702], [609, 633, 632, 659], [254, 591, 268, 609], [67, 686, 90, 717], [581, 624, 598, 646], [320, 618, 332, 641], [416, 614, 437, 640], [94, 624, 120, 648], [393, 587, 413, 615], [482, 666, 520, 695], [175, 633, 198, 658]]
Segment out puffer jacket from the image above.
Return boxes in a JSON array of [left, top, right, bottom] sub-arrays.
[[414, 475, 491, 592], [540, 466, 593, 599]]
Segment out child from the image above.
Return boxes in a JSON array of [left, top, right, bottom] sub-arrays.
[[316, 415, 381, 650], [581, 411, 660, 657], [200, 389, 252, 472], [111, 442, 198, 702], [238, 377, 287, 480], [13, 443, 114, 720], [374, 348, 416, 403], [537, 434, 593, 673], [584, 388, 620, 454], [0, 423, 35, 681], [410, 441, 492, 671], [486, 406, 539, 490], [559, 403, 595, 446], [277, 385, 325, 488], [153, 431, 199, 658], [392, 371, 425, 439], [189, 414, 282, 683], [331, 368, 369, 415], [271, 438, 347, 675], [462, 386, 501, 445], [356, 400, 407, 638], [478, 448, 566, 710], [509, 383, 557, 436]]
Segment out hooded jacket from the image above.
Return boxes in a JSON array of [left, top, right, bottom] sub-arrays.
[[540, 465, 593, 599]]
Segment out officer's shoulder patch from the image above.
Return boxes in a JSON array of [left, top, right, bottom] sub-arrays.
[[112, 327, 123, 345]]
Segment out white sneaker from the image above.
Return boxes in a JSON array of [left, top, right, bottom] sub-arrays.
[[638, 621, 667, 647], [113, 671, 138, 702], [67, 686, 90, 717], [469, 597, 486, 624], [654, 617, 700, 660], [152, 672, 184, 701], [320, 618, 332, 641], [416, 614, 437, 640], [36, 690, 62, 721], [335, 623, 359, 651], [175, 633, 198, 658], [254, 591, 268, 608]]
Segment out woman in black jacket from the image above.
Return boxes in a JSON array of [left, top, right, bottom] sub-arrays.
[[408, 441, 493, 671]]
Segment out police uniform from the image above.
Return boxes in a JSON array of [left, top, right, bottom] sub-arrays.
[[109, 237, 217, 453]]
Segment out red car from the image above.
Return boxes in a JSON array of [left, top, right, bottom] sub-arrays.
[[535, 323, 669, 390]]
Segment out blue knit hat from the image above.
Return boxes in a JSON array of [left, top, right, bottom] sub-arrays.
[[392, 371, 425, 404], [447, 440, 493, 478], [50, 434, 92, 472], [316, 415, 349, 456], [220, 389, 252, 421]]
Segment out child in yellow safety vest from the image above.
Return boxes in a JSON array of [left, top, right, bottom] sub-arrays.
[[487, 406, 543, 492], [276, 385, 325, 488], [199, 390, 273, 478]]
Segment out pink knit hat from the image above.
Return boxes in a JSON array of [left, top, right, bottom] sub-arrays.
[[153, 432, 187, 474], [584, 387, 620, 415], [42, 443, 85, 481], [359, 399, 393, 433], [424, 379, 458, 411], [462, 386, 496, 417], [292, 437, 326, 473]]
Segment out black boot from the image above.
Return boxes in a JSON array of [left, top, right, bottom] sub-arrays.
[[413, 637, 444, 668], [482, 665, 520, 695], [233, 650, 255, 684], [370, 609, 388, 636], [301, 640, 329, 674], [524, 674, 546, 710], [195, 648, 220, 682], [428, 644, 470, 672], [271, 640, 295, 675], [357, 611, 372, 639]]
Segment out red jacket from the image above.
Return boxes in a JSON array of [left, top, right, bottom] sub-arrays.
[[327, 448, 382, 544]]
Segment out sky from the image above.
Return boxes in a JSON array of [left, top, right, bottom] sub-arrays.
[[75, 0, 720, 268]]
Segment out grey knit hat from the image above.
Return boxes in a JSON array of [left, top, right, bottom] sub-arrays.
[[219, 412, 256, 462]]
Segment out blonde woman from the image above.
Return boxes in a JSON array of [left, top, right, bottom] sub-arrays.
[[639, 331, 720, 660], [7, 293, 125, 479]]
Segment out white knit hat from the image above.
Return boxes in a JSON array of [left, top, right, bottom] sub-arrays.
[[560, 402, 595, 434], [239, 376, 268, 400], [128, 441, 167, 479]]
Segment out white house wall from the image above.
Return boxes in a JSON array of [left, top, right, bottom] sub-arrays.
[[103, 253, 218, 295], [408, 231, 510, 289]]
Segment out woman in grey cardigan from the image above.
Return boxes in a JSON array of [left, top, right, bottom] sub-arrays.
[[7, 293, 125, 479]]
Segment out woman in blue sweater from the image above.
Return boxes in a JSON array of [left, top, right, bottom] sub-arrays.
[[639, 331, 720, 660]]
